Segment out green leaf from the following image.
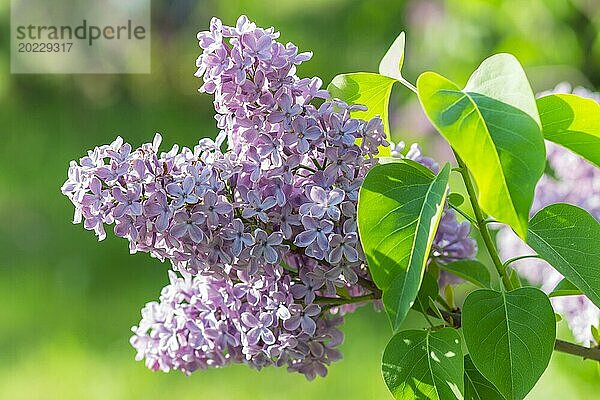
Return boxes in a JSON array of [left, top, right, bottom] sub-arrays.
[[527, 203, 600, 308], [508, 268, 522, 289], [462, 288, 556, 400], [358, 160, 450, 331], [417, 54, 545, 238], [544, 160, 560, 181], [379, 32, 406, 80], [328, 32, 414, 156], [592, 325, 600, 344], [555, 313, 562, 322], [377, 156, 404, 165], [413, 268, 440, 315], [428, 297, 445, 321], [549, 278, 582, 298], [464, 355, 506, 400], [328, 72, 395, 155], [448, 193, 465, 207], [382, 328, 464, 400], [444, 283, 456, 309], [437, 260, 491, 288], [537, 93, 600, 168]]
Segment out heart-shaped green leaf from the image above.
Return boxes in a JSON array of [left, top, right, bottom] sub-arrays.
[[462, 288, 556, 400], [464, 355, 506, 400], [527, 203, 600, 308], [537, 94, 600, 168], [417, 54, 545, 238], [379, 32, 406, 80], [437, 260, 492, 288], [383, 328, 464, 400], [549, 278, 582, 298], [328, 72, 395, 155], [358, 160, 450, 331]]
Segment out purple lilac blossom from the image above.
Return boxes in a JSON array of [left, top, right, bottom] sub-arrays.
[[130, 270, 342, 376], [497, 83, 600, 346], [62, 15, 476, 379]]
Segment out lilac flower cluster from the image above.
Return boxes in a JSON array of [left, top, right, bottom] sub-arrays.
[[62, 15, 476, 378], [497, 84, 600, 345], [131, 270, 343, 379]]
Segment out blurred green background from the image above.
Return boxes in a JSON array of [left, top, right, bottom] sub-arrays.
[[2, 0, 600, 399]]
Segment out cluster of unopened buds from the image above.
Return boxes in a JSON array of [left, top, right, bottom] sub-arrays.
[[61, 16, 476, 379]]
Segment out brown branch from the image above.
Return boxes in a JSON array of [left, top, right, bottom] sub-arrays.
[[554, 339, 600, 362]]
